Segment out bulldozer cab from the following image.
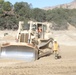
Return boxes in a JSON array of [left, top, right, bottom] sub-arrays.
[[28, 21, 48, 39], [17, 21, 52, 44]]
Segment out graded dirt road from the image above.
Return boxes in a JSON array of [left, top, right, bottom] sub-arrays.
[[0, 30, 76, 75]]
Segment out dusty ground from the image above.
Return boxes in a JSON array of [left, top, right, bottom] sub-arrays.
[[0, 30, 76, 75]]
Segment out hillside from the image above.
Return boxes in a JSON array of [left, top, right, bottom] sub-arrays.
[[43, 0, 76, 10], [0, 0, 76, 30]]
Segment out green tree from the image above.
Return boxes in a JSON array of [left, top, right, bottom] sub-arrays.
[[0, 0, 4, 6], [2, 1, 12, 11], [32, 8, 46, 22], [14, 2, 31, 21]]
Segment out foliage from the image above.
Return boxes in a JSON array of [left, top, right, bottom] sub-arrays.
[[32, 8, 46, 22], [2, 1, 12, 11], [14, 2, 31, 20], [0, 0, 4, 6], [0, 1, 76, 30]]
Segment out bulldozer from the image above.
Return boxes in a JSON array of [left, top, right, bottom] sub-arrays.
[[0, 21, 53, 61]]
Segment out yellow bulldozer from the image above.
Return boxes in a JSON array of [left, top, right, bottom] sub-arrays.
[[0, 21, 53, 61]]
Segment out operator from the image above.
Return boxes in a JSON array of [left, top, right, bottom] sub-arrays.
[[38, 27, 42, 38], [38, 27, 42, 33], [52, 39, 60, 59]]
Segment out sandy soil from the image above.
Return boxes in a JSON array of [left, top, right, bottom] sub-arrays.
[[0, 30, 76, 75]]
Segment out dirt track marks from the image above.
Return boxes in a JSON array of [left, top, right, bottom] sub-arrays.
[[0, 58, 76, 75]]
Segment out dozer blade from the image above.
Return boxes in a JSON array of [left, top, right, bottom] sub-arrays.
[[0, 43, 38, 61]]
